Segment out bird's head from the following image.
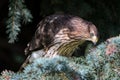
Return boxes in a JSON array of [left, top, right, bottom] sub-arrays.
[[88, 26, 98, 45], [66, 17, 99, 45]]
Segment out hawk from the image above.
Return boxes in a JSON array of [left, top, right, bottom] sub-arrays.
[[20, 14, 98, 70]]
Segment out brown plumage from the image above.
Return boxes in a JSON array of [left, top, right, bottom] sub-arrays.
[[19, 14, 98, 70], [25, 14, 98, 57]]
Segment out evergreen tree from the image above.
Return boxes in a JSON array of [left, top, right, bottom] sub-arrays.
[[0, 35, 120, 80], [1, 0, 120, 80]]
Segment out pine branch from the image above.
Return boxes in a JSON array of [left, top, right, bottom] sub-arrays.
[[6, 0, 32, 43], [0, 35, 120, 80]]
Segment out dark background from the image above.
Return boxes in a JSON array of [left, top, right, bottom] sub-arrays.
[[0, 0, 120, 72]]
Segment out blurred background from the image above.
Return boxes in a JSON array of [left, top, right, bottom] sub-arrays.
[[0, 0, 120, 72]]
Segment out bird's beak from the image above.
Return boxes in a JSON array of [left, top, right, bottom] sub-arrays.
[[92, 36, 98, 45]]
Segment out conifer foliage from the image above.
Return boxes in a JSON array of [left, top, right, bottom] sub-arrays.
[[0, 35, 120, 80], [6, 0, 32, 43], [1, 0, 120, 79]]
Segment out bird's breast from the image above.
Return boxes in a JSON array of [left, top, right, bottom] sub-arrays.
[[45, 40, 85, 57]]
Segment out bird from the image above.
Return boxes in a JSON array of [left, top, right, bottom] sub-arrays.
[[25, 14, 98, 58], [20, 14, 98, 70]]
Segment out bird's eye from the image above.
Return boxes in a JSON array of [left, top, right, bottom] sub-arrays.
[[90, 33, 94, 36]]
